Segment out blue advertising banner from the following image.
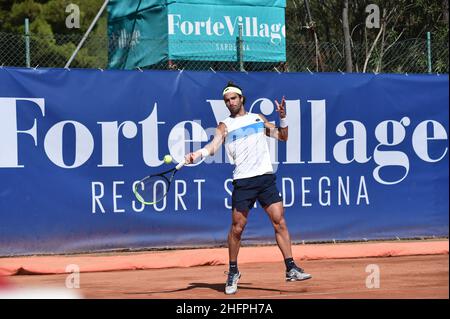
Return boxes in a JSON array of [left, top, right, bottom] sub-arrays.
[[0, 67, 448, 256]]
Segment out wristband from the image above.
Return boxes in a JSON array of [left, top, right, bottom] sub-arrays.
[[280, 117, 288, 128], [200, 148, 210, 157]]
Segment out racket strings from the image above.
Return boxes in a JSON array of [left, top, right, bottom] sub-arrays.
[[135, 175, 171, 204]]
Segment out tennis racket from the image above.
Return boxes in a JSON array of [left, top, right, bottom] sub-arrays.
[[134, 158, 204, 205]]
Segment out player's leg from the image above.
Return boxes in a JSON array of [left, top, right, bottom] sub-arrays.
[[225, 208, 248, 295], [258, 174, 312, 282], [228, 177, 256, 272], [256, 175, 292, 258], [263, 201, 292, 259], [226, 176, 256, 295], [228, 208, 249, 264], [263, 201, 312, 281]]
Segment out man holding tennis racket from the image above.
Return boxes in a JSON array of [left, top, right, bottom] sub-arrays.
[[185, 81, 311, 295]]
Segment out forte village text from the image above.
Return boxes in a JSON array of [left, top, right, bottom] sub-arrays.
[[0, 97, 447, 214]]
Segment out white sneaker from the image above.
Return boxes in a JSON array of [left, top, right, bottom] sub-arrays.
[[225, 271, 241, 295], [286, 267, 312, 281]]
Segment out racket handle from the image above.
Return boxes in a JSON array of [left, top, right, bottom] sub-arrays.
[[175, 161, 185, 170]]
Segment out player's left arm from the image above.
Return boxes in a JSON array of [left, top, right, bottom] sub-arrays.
[[259, 96, 288, 141]]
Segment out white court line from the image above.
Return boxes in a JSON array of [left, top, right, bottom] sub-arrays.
[[232, 286, 448, 299]]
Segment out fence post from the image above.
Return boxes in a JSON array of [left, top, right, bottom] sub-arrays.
[[65, 0, 109, 68], [25, 18, 30, 68], [426, 31, 432, 73], [236, 25, 244, 72]]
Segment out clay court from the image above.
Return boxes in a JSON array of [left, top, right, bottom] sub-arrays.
[[1, 240, 448, 299]]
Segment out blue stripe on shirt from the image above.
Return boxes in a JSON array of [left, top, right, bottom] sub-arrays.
[[225, 121, 265, 144]]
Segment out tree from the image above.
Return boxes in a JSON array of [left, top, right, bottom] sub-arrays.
[[285, 0, 448, 73], [1, 0, 448, 72], [0, 0, 107, 68], [343, 0, 353, 72]]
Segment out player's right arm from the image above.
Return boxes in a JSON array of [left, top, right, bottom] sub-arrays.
[[184, 122, 227, 164]]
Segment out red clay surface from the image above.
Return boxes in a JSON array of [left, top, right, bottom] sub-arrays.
[[1, 241, 448, 299], [1, 240, 448, 276]]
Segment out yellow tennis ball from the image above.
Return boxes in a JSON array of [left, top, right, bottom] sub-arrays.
[[163, 154, 172, 164]]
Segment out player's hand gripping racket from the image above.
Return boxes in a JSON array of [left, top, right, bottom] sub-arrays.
[[134, 158, 203, 205]]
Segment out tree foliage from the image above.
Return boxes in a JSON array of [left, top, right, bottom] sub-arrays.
[[0, 0, 447, 72], [0, 0, 106, 68], [286, 0, 448, 72]]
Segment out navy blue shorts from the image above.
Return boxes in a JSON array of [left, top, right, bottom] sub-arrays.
[[231, 174, 283, 212]]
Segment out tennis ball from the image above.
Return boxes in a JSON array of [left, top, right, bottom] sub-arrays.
[[163, 154, 172, 164]]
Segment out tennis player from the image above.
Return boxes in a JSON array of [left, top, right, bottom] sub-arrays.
[[185, 81, 311, 295]]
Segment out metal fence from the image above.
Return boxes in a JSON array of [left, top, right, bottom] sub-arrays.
[[1, 31, 448, 73]]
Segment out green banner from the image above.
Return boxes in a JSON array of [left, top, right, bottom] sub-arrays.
[[108, 0, 285, 19], [108, 4, 168, 69], [172, 0, 286, 7], [108, 0, 167, 20], [168, 3, 286, 62], [107, 1, 286, 68]]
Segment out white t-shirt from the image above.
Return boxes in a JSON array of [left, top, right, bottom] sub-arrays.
[[221, 113, 273, 180]]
